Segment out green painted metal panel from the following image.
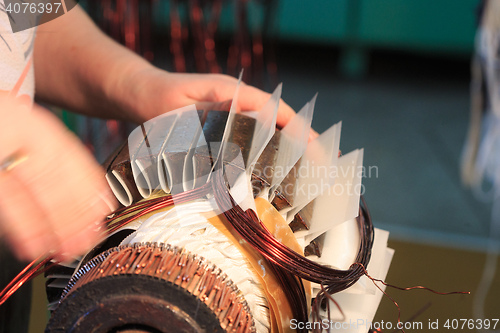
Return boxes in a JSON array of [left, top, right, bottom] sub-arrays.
[[275, 0, 349, 42], [357, 0, 479, 53]]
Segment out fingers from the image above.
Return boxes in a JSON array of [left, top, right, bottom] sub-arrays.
[[309, 129, 319, 141], [236, 84, 294, 128], [140, 71, 317, 141], [180, 74, 298, 128], [0, 98, 117, 261], [213, 81, 318, 140], [25, 107, 115, 259], [195, 99, 233, 113], [0, 171, 56, 260], [189, 75, 318, 140]]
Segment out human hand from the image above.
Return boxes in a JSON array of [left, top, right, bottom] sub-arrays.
[[115, 69, 311, 133], [0, 97, 116, 262], [33, 6, 317, 138]]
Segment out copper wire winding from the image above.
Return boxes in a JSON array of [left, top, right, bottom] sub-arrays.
[[214, 169, 373, 285], [211, 165, 374, 332], [0, 161, 470, 333], [105, 182, 211, 234]]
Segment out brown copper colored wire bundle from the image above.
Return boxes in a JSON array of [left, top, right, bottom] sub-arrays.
[[211, 164, 373, 329], [48, 243, 255, 333]]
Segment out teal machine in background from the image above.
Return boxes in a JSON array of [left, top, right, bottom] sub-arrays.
[[90, 0, 480, 77], [63, 0, 480, 131], [207, 0, 479, 76], [268, 0, 479, 76]]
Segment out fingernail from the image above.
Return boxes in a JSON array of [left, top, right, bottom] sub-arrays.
[[93, 223, 103, 233], [88, 193, 117, 217], [309, 132, 318, 142], [99, 192, 117, 211]]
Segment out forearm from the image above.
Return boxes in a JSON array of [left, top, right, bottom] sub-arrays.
[[34, 6, 298, 128], [34, 5, 154, 122]]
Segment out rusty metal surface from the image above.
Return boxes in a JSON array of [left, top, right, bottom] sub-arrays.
[[303, 233, 326, 257]]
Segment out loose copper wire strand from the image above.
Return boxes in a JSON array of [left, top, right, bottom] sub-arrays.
[[109, 194, 169, 217], [354, 262, 469, 333], [310, 283, 346, 333], [262, 0, 279, 87], [189, 0, 208, 73], [321, 282, 346, 322], [386, 302, 432, 333], [0, 255, 54, 305], [206, 0, 223, 73], [354, 262, 470, 296]]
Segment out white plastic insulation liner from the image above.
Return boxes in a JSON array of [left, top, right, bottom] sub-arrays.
[[105, 170, 133, 207], [227, 152, 257, 212], [309, 227, 390, 297], [358, 228, 390, 295], [182, 118, 206, 191], [269, 94, 316, 193], [317, 248, 394, 333], [283, 122, 342, 222], [120, 200, 270, 333], [192, 136, 216, 189], [304, 228, 392, 328], [128, 105, 197, 198], [157, 108, 204, 195], [308, 218, 360, 271], [163, 139, 256, 218], [246, 84, 281, 174], [188, 141, 257, 214], [295, 148, 364, 240], [209, 71, 243, 177]]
